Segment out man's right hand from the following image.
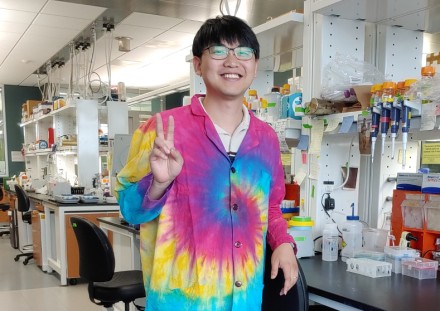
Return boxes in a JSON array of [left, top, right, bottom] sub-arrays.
[[148, 113, 183, 199]]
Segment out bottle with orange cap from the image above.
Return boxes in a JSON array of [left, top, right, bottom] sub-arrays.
[[247, 89, 259, 115], [280, 83, 291, 119], [419, 66, 436, 132]]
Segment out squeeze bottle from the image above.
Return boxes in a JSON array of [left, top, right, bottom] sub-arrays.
[[340, 203, 363, 262], [322, 223, 339, 262]]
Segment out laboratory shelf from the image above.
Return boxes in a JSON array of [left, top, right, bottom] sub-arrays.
[[253, 11, 304, 71]]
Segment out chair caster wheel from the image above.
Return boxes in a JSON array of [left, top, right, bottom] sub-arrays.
[[14, 256, 19, 262], [23, 260, 29, 265], [69, 278, 78, 285]]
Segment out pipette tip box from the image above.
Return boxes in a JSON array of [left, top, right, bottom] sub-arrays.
[[401, 258, 438, 280], [346, 258, 392, 278]]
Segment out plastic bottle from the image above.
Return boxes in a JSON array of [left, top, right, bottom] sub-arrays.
[[419, 66, 436, 131], [322, 223, 339, 262], [247, 89, 259, 115], [280, 84, 291, 119], [340, 203, 363, 262], [265, 86, 281, 123], [289, 78, 304, 119], [257, 98, 268, 121]]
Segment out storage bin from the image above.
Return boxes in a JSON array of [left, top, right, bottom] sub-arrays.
[[362, 228, 388, 252], [424, 195, 440, 231], [401, 194, 425, 229], [401, 258, 438, 279]]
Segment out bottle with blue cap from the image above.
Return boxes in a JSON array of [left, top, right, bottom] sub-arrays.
[[340, 203, 363, 262]]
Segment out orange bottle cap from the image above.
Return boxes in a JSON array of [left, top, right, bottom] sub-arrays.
[[248, 89, 257, 96], [421, 66, 435, 76], [404, 79, 417, 87], [382, 81, 396, 89]]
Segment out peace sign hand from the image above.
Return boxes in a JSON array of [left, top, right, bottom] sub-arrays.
[[149, 114, 184, 198]]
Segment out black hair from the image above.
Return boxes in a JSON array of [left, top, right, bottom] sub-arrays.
[[192, 15, 260, 59]]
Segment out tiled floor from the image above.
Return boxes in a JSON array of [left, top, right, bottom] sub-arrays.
[[0, 235, 101, 310]]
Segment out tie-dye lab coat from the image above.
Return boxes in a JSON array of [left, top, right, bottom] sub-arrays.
[[115, 94, 294, 311]]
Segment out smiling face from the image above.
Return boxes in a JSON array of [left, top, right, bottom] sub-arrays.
[[193, 42, 258, 101]]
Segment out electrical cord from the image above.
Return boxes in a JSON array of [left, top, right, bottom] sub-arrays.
[[422, 249, 435, 258], [333, 135, 356, 191]]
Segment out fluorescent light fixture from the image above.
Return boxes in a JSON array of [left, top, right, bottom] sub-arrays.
[[127, 80, 189, 106], [159, 91, 174, 96]]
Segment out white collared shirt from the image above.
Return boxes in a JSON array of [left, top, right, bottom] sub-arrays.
[[199, 100, 250, 159]]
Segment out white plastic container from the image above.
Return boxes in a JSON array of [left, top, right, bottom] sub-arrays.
[[341, 209, 363, 262], [346, 258, 392, 278], [264, 87, 281, 123], [322, 223, 339, 261]]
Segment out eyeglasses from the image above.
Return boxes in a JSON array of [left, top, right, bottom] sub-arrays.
[[204, 45, 255, 60]]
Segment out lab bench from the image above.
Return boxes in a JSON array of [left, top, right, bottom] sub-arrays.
[[299, 256, 440, 311], [8, 190, 120, 285]]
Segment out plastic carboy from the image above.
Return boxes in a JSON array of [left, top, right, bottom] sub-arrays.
[[340, 204, 363, 262], [322, 223, 339, 261]]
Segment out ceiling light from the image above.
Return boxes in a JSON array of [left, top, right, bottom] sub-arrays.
[[115, 36, 132, 52]]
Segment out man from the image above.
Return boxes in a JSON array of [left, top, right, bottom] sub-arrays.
[[116, 15, 298, 311]]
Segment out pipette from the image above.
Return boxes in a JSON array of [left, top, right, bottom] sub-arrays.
[[390, 81, 404, 159], [401, 79, 418, 169], [371, 107, 380, 163], [380, 82, 396, 156], [370, 84, 382, 163]]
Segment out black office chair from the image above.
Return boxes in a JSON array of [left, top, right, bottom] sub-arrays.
[[262, 246, 336, 311], [70, 217, 145, 311], [0, 187, 10, 237], [262, 246, 309, 311], [13, 184, 34, 265]]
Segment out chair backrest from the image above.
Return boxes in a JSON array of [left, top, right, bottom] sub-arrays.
[[70, 217, 115, 282], [14, 184, 30, 213], [262, 246, 309, 311]]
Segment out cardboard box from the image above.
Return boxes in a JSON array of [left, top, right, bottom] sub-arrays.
[[22, 100, 42, 117], [422, 173, 440, 194], [397, 173, 423, 191]]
